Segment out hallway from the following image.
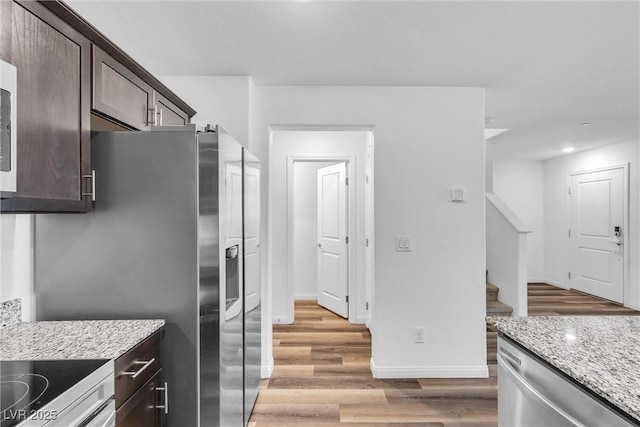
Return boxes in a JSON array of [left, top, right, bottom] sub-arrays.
[[250, 285, 639, 426], [249, 301, 497, 426]]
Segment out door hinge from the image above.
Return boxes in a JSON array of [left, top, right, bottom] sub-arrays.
[[346, 236, 349, 244], [568, 272, 571, 279], [346, 295, 349, 303], [365, 175, 369, 184], [365, 238, 369, 247], [366, 302, 369, 310], [346, 177, 349, 185], [568, 187, 571, 195], [568, 229, 571, 237]]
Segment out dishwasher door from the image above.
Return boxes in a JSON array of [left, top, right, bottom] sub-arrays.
[[497, 336, 637, 427]]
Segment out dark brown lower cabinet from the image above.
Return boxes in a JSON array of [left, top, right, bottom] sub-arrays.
[[116, 370, 163, 427], [114, 331, 164, 427]]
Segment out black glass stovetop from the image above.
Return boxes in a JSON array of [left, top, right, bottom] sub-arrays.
[[1, 359, 108, 427]]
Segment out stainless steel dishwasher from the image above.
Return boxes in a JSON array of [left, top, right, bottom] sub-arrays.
[[497, 336, 638, 427]]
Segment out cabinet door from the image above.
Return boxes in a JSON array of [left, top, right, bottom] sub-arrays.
[[116, 370, 163, 427], [153, 91, 189, 126], [1, 1, 91, 213], [93, 46, 154, 130], [0, 1, 11, 62]]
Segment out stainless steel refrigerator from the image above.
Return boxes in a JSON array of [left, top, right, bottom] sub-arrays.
[[34, 125, 261, 427]]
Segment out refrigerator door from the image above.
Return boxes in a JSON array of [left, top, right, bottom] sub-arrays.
[[243, 148, 261, 425], [213, 128, 244, 427]]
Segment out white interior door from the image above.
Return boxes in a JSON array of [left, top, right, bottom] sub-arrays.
[[569, 167, 625, 303], [317, 163, 348, 318]]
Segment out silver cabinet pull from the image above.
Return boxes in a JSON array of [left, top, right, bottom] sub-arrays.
[[82, 170, 96, 202], [317, 243, 322, 248], [147, 106, 158, 126], [122, 357, 155, 379], [155, 382, 169, 414]]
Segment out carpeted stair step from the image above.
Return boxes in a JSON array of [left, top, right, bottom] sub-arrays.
[[487, 300, 513, 316], [486, 283, 499, 301]]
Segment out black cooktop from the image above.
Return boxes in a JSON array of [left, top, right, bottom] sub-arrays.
[[1, 359, 108, 427]]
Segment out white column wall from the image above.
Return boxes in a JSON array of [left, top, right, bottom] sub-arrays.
[[493, 161, 544, 282], [253, 86, 487, 378]]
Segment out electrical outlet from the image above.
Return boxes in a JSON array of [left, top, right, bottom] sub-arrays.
[[413, 327, 424, 343]]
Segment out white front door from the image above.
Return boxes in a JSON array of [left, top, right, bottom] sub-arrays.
[[317, 163, 348, 318], [569, 167, 625, 303]]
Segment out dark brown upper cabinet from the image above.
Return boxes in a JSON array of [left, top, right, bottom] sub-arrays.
[[93, 46, 155, 131], [1, 1, 92, 213], [93, 47, 190, 130], [1, 0, 195, 213], [153, 91, 189, 127]]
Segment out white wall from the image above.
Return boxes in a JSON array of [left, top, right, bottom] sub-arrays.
[[544, 139, 639, 309], [271, 131, 368, 324], [253, 85, 487, 378], [293, 161, 342, 300], [0, 215, 34, 321], [158, 75, 252, 147], [493, 161, 544, 281]]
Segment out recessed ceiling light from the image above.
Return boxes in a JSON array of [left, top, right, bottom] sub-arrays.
[[580, 122, 592, 127], [563, 147, 575, 153]]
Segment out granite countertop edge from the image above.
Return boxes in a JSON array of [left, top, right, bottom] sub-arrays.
[[0, 319, 165, 361], [487, 315, 640, 423]]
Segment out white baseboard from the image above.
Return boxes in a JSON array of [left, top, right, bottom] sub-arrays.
[[272, 316, 294, 325], [370, 358, 489, 379], [261, 357, 274, 378], [544, 278, 569, 289], [352, 315, 366, 324], [528, 277, 545, 283]]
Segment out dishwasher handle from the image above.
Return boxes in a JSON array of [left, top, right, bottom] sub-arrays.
[[498, 354, 586, 427]]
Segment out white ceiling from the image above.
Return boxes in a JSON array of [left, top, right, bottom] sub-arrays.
[[66, 0, 639, 160]]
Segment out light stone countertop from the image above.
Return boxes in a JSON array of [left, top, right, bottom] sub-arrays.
[[488, 315, 640, 423], [0, 319, 165, 360]]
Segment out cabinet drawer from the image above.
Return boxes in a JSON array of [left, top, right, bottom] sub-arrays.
[[115, 331, 162, 407], [116, 369, 162, 427]]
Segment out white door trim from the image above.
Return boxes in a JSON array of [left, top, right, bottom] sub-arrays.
[[567, 162, 629, 305], [286, 154, 357, 323]]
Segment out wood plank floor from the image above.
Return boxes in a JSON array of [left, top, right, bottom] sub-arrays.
[[250, 285, 639, 426]]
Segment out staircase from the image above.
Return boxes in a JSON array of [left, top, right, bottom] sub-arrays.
[[486, 280, 513, 365], [486, 283, 513, 316]]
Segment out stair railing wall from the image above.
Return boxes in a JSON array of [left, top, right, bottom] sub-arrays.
[[486, 193, 532, 316]]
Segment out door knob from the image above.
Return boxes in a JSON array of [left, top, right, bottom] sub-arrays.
[[317, 243, 322, 248]]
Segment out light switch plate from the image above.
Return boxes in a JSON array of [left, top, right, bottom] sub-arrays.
[[396, 236, 411, 252], [449, 187, 466, 203]]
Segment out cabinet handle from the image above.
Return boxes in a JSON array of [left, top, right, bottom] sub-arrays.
[[155, 382, 169, 414], [82, 170, 96, 202], [147, 106, 157, 126], [122, 357, 155, 379]]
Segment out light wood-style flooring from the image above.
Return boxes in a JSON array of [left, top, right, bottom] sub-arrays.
[[249, 285, 638, 426]]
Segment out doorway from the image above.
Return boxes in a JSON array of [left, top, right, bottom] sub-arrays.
[[293, 160, 350, 317], [270, 128, 373, 325], [568, 164, 629, 303]]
